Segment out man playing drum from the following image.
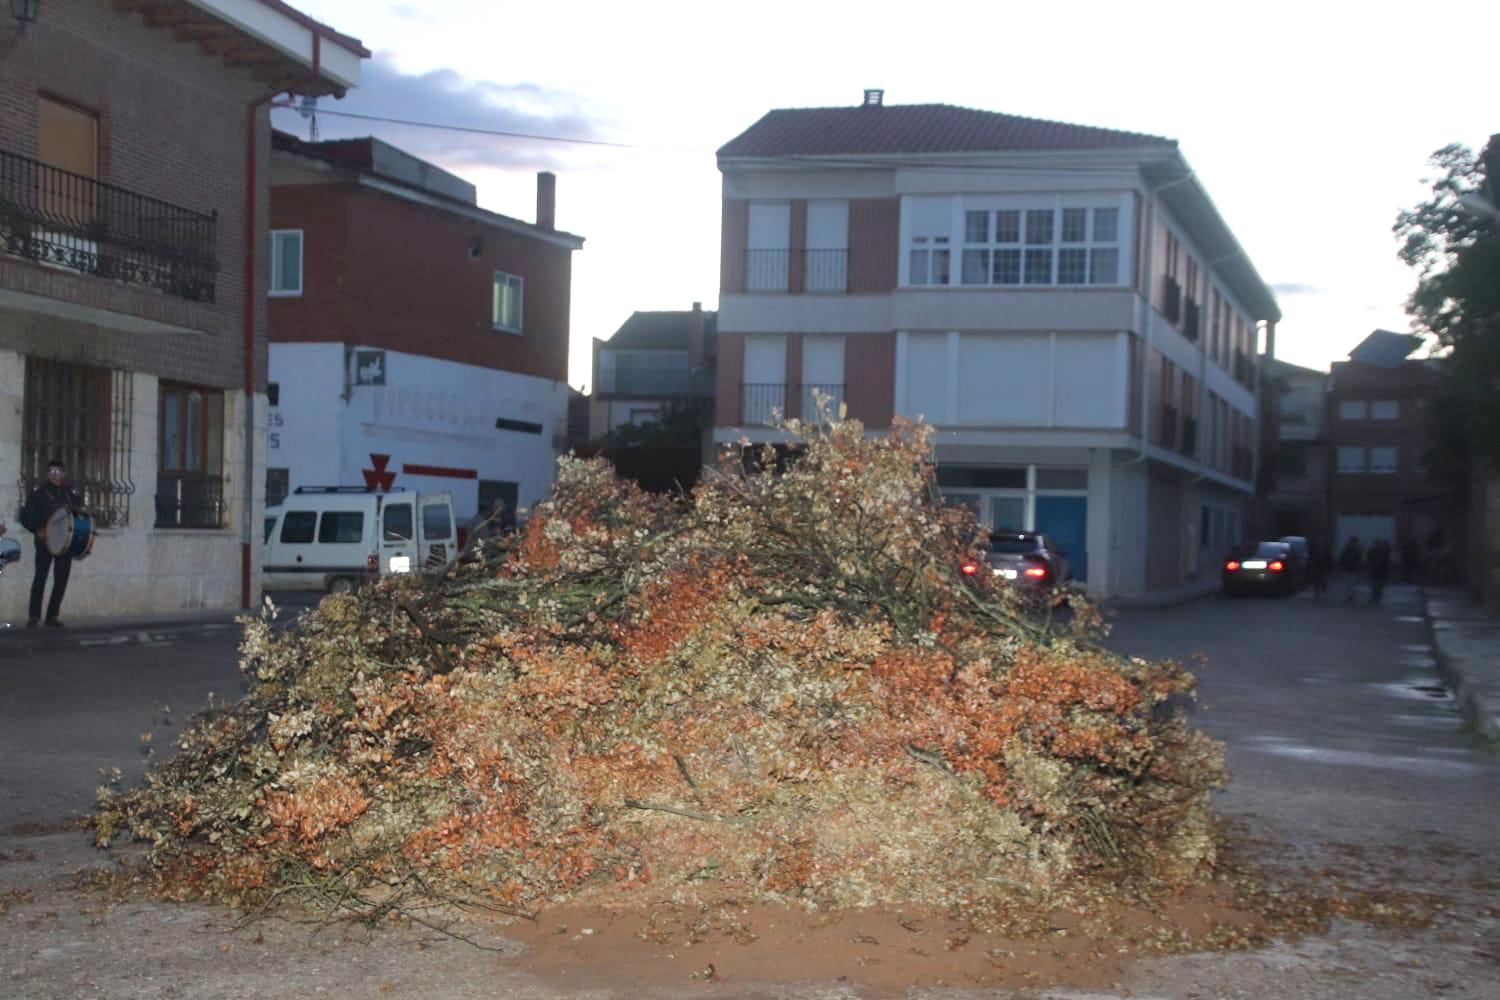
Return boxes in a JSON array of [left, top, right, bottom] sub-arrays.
[[19, 459, 85, 628]]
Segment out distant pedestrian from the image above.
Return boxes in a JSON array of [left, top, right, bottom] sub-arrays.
[[1338, 536, 1364, 603], [1400, 536, 1422, 584], [1307, 538, 1333, 600], [1368, 538, 1392, 605]]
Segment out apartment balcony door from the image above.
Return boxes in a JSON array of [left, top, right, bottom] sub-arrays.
[[37, 96, 98, 215], [742, 335, 786, 424]]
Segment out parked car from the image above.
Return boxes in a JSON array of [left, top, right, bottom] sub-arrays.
[[1222, 541, 1300, 596], [263, 487, 457, 594], [962, 530, 1070, 589]]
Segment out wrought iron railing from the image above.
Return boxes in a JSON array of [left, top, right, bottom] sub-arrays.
[[155, 474, 226, 529], [0, 148, 218, 303], [742, 248, 850, 293], [20, 359, 134, 528], [800, 383, 845, 421], [740, 383, 786, 425], [745, 249, 789, 291], [803, 249, 848, 292]]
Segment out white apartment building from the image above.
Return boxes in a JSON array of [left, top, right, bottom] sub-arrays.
[[714, 93, 1279, 597]]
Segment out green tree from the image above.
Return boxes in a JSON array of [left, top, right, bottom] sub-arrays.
[[1394, 141, 1500, 472]]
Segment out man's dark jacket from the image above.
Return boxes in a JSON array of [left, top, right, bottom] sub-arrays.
[[19, 483, 83, 538]]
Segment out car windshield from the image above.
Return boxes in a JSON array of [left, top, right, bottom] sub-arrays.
[[1252, 543, 1289, 557], [988, 535, 1036, 555]]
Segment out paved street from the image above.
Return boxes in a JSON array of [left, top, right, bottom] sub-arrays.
[[0, 583, 1496, 997]]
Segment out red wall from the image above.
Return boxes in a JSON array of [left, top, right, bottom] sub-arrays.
[[270, 183, 573, 382]]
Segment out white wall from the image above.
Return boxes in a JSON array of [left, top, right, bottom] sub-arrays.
[[269, 344, 567, 522], [1110, 455, 1150, 596], [898, 332, 1124, 430]]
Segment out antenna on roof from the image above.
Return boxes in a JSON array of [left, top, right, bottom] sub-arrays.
[[862, 89, 884, 107], [298, 95, 320, 141]]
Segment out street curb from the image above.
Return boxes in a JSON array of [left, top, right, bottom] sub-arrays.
[[1104, 582, 1220, 612], [0, 610, 243, 638], [1419, 586, 1500, 746]]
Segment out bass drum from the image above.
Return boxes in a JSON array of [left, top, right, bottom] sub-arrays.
[[45, 508, 96, 560]]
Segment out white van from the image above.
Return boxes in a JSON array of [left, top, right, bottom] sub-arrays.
[[262, 487, 457, 594]]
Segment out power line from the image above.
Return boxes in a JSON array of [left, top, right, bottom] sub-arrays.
[[274, 103, 705, 154]]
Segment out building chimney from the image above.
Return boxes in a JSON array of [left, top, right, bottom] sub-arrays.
[[536, 171, 556, 231], [863, 89, 884, 107], [687, 301, 706, 371]]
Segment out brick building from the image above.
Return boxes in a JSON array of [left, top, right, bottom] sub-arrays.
[[1327, 331, 1457, 556], [715, 95, 1277, 596], [266, 133, 583, 529], [1257, 356, 1331, 541], [0, 0, 364, 620]]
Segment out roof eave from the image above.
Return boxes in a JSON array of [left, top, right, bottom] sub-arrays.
[[717, 145, 1176, 171], [1144, 153, 1280, 324]]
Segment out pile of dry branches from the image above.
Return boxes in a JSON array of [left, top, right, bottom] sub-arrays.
[[95, 416, 1224, 927]]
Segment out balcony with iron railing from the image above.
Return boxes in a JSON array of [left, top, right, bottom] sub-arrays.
[[740, 383, 786, 425], [0, 148, 219, 303], [800, 383, 845, 421], [1181, 416, 1198, 457], [1158, 403, 1179, 449], [743, 248, 849, 293]]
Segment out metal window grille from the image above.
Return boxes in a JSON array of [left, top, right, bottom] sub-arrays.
[[20, 359, 134, 527]]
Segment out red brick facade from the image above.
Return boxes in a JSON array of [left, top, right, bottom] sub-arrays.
[[714, 332, 745, 427], [269, 182, 574, 382], [0, 0, 273, 389], [847, 197, 899, 294], [844, 333, 896, 428], [720, 200, 748, 294]]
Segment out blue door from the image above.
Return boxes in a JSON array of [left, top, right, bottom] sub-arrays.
[[1035, 496, 1087, 583]]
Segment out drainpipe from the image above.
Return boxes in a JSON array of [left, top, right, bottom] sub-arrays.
[[240, 35, 322, 608]]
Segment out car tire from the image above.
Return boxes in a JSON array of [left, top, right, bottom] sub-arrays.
[[327, 576, 357, 596]]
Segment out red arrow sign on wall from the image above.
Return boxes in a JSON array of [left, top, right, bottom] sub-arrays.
[[362, 453, 396, 491]]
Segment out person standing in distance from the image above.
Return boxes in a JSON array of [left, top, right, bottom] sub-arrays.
[[20, 459, 84, 628]]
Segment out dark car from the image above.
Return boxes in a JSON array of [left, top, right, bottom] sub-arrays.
[[1222, 541, 1299, 596], [962, 530, 1070, 589]]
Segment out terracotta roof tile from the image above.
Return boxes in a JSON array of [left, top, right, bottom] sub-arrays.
[[717, 104, 1175, 159]]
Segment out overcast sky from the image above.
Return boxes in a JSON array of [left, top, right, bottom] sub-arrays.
[[273, 0, 1498, 389]]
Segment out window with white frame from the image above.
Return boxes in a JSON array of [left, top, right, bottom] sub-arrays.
[[948, 203, 1120, 288], [908, 196, 951, 286], [1338, 399, 1367, 420], [1370, 399, 1399, 420], [492, 271, 523, 332], [1337, 446, 1367, 473], [269, 229, 302, 296], [1369, 446, 1398, 473]]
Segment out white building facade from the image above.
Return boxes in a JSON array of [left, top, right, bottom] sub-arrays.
[[268, 343, 569, 522], [715, 99, 1279, 597]]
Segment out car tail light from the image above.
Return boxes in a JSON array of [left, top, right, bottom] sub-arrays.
[[367, 553, 379, 572], [961, 560, 980, 576], [1268, 560, 1284, 572], [1225, 560, 1241, 571], [1023, 565, 1048, 579]]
